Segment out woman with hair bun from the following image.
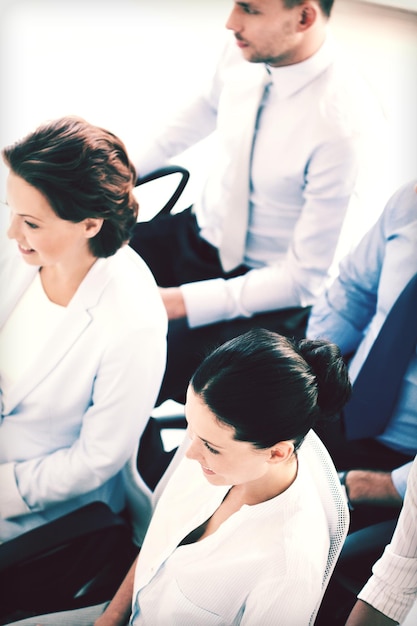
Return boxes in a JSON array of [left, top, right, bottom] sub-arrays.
[[0, 116, 167, 542], [75, 327, 351, 626]]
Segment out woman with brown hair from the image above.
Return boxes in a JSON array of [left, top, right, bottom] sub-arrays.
[[0, 116, 167, 542]]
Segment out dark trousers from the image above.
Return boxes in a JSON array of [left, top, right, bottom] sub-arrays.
[[130, 208, 310, 405]]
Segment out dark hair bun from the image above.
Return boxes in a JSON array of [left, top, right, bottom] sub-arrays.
[[298, 339, 351, 419]]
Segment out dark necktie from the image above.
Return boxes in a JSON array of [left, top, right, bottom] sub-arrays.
[[219, 68, 272, 272], [343, 272, 417, 440]]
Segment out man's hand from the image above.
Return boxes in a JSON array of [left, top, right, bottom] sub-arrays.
[[345, 599, 399, 626], [344, 470, 403, 507], [159, 287, 187, 320]]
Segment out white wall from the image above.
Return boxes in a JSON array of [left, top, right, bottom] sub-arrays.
[[1, 0, 416, 204], [331, 0, 417, 194]]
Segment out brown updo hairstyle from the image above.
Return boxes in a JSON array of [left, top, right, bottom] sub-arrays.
[[191, 328, 351, 451], [1, 116, 138, 257]]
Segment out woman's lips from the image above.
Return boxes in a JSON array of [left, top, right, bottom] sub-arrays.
[[18, 244, 35, 255]]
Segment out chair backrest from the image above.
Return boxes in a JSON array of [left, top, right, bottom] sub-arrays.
[[122, 419, 188, 546], [152, 430, 190, 507], [122, 450, 154, 547], [135, 165, 190, 220], [301, 430, 350, 624]]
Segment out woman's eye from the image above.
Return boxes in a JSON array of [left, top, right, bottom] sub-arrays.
[[24, 220, 39, 229], [204, 441, 220, 455]]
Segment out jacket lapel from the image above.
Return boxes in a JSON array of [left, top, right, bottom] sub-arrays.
[[0, 246, 38, 329], [3, 256, 112, 414]]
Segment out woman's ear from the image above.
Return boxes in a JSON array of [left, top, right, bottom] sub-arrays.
[[83, 217, 104, 239], [268, 441, 295, 464]]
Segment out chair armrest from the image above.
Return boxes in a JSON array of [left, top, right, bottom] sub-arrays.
[[0, 502, 135, 621], [136, 166, 190, 217], [154, 414, 187, 429], [0, 501, 127, 572]]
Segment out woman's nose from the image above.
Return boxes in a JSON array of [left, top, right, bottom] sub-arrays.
[[185, 436, 202, 462], [7, 213, 19, 240]]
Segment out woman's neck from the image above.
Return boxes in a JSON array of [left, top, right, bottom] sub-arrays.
[[39, 255, 97, 306], [232, 454, 298, 507]]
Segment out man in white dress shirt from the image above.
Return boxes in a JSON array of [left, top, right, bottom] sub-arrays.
[[130, 0, 387, 407]]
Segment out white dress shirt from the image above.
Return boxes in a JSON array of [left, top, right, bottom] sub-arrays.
[[130, 435, 332, 625], [358, 455, 417, 623], [0, 236, 168, 542], [136, 34, 388, 328]]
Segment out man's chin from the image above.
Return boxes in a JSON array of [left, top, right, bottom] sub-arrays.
[[241, 50, 266, 64]]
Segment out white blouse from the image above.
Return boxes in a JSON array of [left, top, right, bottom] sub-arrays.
[[0, 272, 65, 395], [131, 439, 331, 625]]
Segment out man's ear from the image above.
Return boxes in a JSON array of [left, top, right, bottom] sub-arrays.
[[83, 217, 104, 239], [268, 441, 295, 464], [297, 3, 317, 31]]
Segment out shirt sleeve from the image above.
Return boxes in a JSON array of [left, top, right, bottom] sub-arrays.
[[0, 325, 166, 518], [306, 203, 388, 354], [357, 456, 417, 624], [134, 46, 226, 178], [134, 95, 218, 178], [392, 462, 413, 500]]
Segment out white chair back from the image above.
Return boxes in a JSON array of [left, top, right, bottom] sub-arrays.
[[122, 424, 188, 546], [302, 429, 350, 624]]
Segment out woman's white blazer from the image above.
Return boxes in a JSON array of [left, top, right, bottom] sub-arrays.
[[0, 237, 167, 541]]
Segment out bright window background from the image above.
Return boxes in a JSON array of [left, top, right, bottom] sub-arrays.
[[1, 0, 416, 208]]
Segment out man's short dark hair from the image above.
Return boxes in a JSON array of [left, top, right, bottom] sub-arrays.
[[284, 0, 334, 18]]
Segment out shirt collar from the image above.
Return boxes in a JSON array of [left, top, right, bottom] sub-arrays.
[[265, 33, 335, 100]]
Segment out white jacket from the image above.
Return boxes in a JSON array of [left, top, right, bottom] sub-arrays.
[[0, 237, 167, 541]]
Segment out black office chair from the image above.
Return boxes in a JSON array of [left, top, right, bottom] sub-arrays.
[[0, 502, 136, 625], [135, 165, 190, 217]]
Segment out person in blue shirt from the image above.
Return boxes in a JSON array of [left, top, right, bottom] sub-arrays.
[[307, 179, 417, 535], [307, 179, 417, 475]]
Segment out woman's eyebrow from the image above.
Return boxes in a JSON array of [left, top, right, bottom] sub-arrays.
[[199, 436, 224, 449], [18, 213, 45, 222]]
